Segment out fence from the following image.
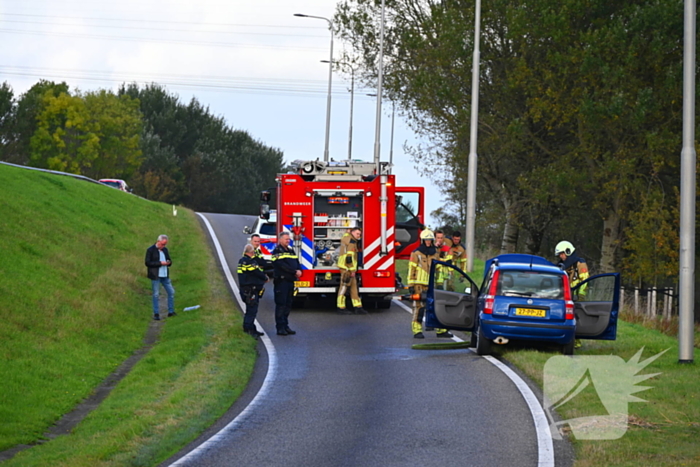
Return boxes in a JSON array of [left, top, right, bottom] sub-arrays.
[[621, 286, 677, 320]]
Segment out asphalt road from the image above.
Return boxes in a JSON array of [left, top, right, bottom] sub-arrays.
[[164, 213, 573, 467]]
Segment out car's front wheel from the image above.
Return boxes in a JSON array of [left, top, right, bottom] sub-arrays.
[[475, 327, 492, 356]]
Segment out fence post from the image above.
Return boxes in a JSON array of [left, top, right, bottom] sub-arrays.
[[646, 289, 652, 317], [635, 287, 640, 315], [620, 286, 625, 312], [651, 287, 658, 318], [663, 287, 670, 320]]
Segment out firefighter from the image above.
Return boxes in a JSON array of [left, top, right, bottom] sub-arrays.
[[556, 240, 590, 349], [272, 231, 301, 336], [555, 241, 590, 292], [446, 231, 467, 292], [434, 230, 452, 290], [336, 227, 368, 315], [408, 229, 453, 339], [237, 244, 268, 339]]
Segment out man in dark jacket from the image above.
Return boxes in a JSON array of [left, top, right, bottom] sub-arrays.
[[145, 234, 175, 320], [237, 244, 268, 339], [271, 231, 301, 336]]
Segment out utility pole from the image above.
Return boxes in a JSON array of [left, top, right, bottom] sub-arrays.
[[678, 0, 696, 363]]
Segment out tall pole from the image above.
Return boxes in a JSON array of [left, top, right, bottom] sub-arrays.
[[679, 0, 696, 363], [465, 0, 482, 272], [349, 67, 355, 160], [295, 14, 334, 162], [373, 0, 385, 175], [389, 100, 395, 171]]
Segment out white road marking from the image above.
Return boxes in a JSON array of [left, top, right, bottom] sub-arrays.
[[169, 214, 278, 466], [393, 298, 555, 467]]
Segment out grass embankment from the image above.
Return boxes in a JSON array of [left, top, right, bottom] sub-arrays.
[[501, 323, 700, 466], [0, 164, 256, 466]]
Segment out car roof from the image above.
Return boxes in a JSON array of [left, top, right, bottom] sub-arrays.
[[99, 179, 125, 183], [484, 254, 563, 278]]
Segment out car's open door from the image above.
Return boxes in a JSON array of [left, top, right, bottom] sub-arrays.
[[573, 273, 620, 340], [394, 187, 425, 259], [424, 260, 480, 331]]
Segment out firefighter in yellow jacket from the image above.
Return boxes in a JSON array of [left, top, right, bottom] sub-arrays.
[[336, 227, 368, 315], [446, 231, 467, 292], [408, 229, 453, 339], [556, 240, 589, 349]]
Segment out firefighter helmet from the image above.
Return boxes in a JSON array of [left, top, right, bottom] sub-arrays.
[[420, 229, 435, 241], [555, 241, 575, 257]]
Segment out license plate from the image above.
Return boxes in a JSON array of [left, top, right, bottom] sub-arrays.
[[514, 308, 546, 318], [294, 281, 310, 287]]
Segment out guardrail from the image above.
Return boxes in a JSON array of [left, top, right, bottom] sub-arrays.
[[0, 160, 104, 185]]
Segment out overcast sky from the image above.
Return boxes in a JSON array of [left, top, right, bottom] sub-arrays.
[[0, 0, 446, 223]]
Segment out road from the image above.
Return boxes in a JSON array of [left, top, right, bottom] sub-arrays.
[[164, 213, 573, 467]]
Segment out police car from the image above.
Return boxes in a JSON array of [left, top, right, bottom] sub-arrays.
[[243, 211, 277, 260]]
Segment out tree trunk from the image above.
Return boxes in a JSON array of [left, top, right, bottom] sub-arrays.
[[600, 209, 621, 273], [500, 202, 519, 254]]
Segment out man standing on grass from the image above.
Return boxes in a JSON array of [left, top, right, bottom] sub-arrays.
[[145, 234, 175, 321]]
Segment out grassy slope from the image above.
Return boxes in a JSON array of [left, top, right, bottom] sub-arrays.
[[0, 164, 256, 465], [502, 322, 700, 466]]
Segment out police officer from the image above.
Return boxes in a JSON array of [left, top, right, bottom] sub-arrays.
[[250, 233, 274, 279], [237, 244, 268, 339], [336, 227, 367, 315], [407, 229, 453, 339], [272, 231, 301, 336]]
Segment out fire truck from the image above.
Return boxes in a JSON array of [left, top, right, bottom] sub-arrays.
[[260, 159, 425, 309]]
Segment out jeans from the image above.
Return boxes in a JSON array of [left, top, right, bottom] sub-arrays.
[[274, 280, 294, 331], [152, 277, 175, 315]]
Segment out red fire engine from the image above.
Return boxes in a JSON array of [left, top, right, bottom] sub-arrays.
[[260, 160, 425, 308]]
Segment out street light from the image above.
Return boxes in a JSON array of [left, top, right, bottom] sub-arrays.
[[367, 93, 395, 172], [323, 60, 356, 160], [294, 13, 334, 162]]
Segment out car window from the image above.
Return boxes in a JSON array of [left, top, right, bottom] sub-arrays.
[[498, 271, 564, 299], [102, 181, 120, 188], [259, 222, 276, 236], [574, 275, 616, 302]]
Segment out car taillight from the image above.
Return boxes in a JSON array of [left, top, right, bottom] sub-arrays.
[[484, 295, 495, 314], [565, 301, 575, 320], [483, 270, 500, 315], [562, 275, 575, 320]]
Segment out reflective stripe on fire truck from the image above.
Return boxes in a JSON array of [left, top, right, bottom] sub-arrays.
[[363, 226, 395, 270]]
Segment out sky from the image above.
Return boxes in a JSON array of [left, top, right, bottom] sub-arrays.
[[0, 0, 445, 223]]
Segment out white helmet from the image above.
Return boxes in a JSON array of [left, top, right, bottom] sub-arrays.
[[555, 240, 575, 256], [420, 229, 435, 241]]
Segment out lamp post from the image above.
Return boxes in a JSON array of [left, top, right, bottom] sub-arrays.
[[295, 13, 333, 162], [367, 93, 395, 171], [323, 60, 356, 160]]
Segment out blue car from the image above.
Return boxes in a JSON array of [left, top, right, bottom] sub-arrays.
[[424, 254, 620, 355]]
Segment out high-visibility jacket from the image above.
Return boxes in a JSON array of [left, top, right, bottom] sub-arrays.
[[237, 255, 267, 288], [408, 244, 439, 286], [562, 255, 590, 294], [337, 233, 359, 272], [271, 244, 300, 282], [449, 242, 467, 271], [435, 243, 452, 283]]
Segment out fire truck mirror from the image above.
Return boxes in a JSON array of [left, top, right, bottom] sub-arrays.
[[260, 204, 271, 220], [260, 190, 271, 203]]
